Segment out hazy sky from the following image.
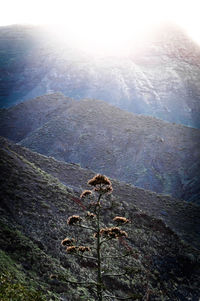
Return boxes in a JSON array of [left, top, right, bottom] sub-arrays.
[[1, 0, 200, 55]]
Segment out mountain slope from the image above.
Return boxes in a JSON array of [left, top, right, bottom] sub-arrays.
[[0, 92, 74, 142], [0, 137, 200, 300], [1, 95, 198, 202], [2, 136, 200, 249], [1, 24, 200, 128]]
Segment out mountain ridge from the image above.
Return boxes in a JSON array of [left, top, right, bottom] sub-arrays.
[[1, 24, 200, 128], [1, 94, 199, 203]]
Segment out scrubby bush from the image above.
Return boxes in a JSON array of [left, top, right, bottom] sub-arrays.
[[0, 273, 45, 301]]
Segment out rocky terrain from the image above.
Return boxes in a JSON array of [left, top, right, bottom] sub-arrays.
[[1, 24, 200, 128], [0, 136, 200, 300], [0, 94, 200, 203]]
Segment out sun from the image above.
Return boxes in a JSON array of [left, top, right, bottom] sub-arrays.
[[44, 0, 167, 56], [1, 0, 200, 56], [47, 0, 159, 56]]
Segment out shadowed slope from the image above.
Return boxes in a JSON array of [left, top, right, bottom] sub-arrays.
[[14, 98, 200, 203], [0, 93, 74, 142], [0, 137, 200, 300], [1, 136, 200, 250]]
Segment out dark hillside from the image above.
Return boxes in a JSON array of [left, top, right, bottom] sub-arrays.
[[1, 136, 200, 249], [0, 93, 74, 142], [14, 97, 200, 203], [0, 137, 200, 300], [0, 95, 200, 203]]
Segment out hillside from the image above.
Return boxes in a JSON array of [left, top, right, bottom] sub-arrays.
[[0, 136, 200, 300], [1, 94, 200, 203], [1, 24, 200, 128], [0, 93, 74, 142], [2, 136, 200, 249]]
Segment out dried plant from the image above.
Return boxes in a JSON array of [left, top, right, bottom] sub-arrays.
[[61, 174, 131, 301], [67, 215, 82, 225], [80, 190, 92, 199], [61, 237, 75, 246], [113, 216, 130, 225]]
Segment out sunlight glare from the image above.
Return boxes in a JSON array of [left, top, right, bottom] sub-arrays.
[[1, 0, 200, 56]]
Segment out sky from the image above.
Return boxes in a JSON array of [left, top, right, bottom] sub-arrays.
[[1, 0, 200, 56]]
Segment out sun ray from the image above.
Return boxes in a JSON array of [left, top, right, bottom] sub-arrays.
[[1, 0, 200, 56]]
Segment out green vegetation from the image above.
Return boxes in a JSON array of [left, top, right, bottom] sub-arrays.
[[0, 273, 45, 301], [0, 249, 45, 300]]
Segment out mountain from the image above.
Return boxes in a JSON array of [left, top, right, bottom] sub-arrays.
[[1, 24, 200, 128], [0, 94, 200, 203], [0, 136, 200, 300], [0, 93, 73, 142], [2, 136, 200, 249]]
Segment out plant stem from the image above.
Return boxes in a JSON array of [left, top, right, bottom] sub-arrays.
[[96, 193, 103, 301]]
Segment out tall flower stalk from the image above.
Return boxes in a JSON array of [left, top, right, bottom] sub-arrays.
[[61, 174, 131, 301]]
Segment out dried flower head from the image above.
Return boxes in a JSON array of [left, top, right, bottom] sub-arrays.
[[78, 246, 91, 253], [108, 227, 121, 238], [100, 227, 128, 239], [66, 246, 77, 254], [86, 211, 96, 219], [67, 215, 82, 225], [94, 185, 113, 195], [61, 237, 75, 246], [100, 228, 111, 236], [88, 174, 111, 187], [80, 190, 92, 199], [117, 229, 128, 238], [110, 227, 128, 238], [113, 216, 129, 225]]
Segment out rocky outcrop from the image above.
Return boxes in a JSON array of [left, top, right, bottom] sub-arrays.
[[1, 24, 200, 128]]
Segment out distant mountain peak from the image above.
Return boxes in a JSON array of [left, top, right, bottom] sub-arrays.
[[1, 24, 200, 127]]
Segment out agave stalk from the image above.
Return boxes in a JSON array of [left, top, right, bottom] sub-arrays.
[[62, 174, 130, 300]]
